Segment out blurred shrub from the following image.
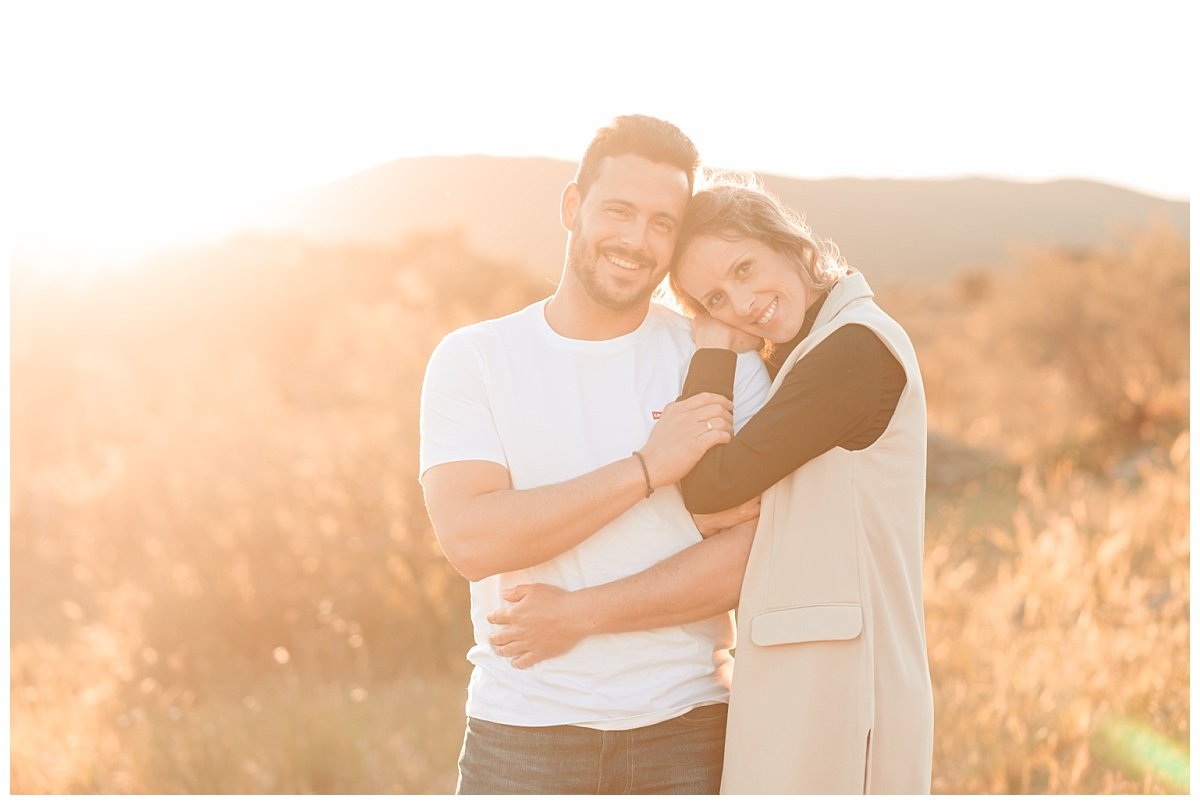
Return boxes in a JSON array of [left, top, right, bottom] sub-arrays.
[[891, 220, 1188, 467], [10, 232, 544, 792], [997, 220, 1188, 454]]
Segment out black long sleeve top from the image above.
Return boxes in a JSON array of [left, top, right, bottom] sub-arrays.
[[679, 291, 907, 514]]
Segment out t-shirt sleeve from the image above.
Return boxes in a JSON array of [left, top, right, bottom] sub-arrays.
[[418, 330, 508, 480]]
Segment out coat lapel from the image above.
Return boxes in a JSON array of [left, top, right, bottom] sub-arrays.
[[766, 273, 875, 399]]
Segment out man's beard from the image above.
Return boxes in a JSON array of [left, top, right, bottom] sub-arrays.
[[566, 229, 663, 311]]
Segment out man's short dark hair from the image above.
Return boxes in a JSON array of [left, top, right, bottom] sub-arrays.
[[575, 115, 700, 200]]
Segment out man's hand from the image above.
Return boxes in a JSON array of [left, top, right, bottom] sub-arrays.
[[488, 517, 758, 664], [692, 496, 761, 537], [639, 392, 732, 488], [487, 584, 592, 669]]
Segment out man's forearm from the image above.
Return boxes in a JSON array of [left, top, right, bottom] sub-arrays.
[[426, 456, 649, 582], [426, 392, 737, 582], [572, 519, 756, 633]]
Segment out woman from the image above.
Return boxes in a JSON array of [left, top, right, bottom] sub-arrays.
[[665, 179, 933, 794], [489, 179, 933, 794]]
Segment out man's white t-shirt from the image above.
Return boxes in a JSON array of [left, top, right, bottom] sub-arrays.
[[419, 298, 771, 730]]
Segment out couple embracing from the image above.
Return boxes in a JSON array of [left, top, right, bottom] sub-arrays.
[[418, 115, 933, 795]]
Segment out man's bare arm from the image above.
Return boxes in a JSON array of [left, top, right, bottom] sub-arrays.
[[487, 518, 756, 667], [424, 457, 646, 582], [422, 393, 734, 582]]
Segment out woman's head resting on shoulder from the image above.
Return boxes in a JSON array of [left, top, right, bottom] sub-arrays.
[[668, 174, 848, 345]]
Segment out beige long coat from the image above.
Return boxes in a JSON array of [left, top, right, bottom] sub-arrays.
[[721, 273, 934, 794]]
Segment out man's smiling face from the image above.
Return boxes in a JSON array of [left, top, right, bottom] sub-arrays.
[[562, 153, 691, 311]]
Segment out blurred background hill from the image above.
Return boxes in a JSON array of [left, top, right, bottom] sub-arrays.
[[9, 167, 1190, 794], [246, 155, 1189, 284]]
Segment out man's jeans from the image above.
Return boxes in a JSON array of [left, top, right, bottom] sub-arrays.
[[455, 704, 728, 794]]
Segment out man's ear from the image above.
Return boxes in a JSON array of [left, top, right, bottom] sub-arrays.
[[560, 182, 581, 231]]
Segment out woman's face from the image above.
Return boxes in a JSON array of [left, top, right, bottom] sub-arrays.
[[675, 234, 812, 343]]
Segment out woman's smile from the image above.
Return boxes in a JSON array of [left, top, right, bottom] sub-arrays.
[[753, 297, 779, 326]]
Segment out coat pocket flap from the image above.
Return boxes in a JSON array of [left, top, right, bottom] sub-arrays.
[[750, 604, 863, 646]]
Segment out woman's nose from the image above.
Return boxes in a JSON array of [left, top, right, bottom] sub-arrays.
[[731, 289, 754, 317]]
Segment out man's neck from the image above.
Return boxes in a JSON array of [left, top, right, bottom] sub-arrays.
[[544, 281, 651, 341]]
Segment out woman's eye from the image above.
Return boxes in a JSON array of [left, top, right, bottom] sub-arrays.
[[735, 261, 752, 278], [706, 293, 725, 309]]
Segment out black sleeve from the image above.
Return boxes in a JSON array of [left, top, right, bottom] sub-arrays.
[[678, 325, 902, 514], [680, 348, 736, 400]]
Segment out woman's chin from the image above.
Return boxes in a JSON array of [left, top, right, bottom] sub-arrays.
[[763, 324, 800, 344]]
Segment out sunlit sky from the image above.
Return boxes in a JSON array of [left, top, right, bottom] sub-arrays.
[[6, 0, 1195, 264]]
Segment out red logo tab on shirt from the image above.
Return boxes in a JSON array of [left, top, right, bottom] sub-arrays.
[[651, 410, 663, 420]]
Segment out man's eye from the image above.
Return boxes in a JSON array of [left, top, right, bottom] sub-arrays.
[[652, 219, 673, 233]]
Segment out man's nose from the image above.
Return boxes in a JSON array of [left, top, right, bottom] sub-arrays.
[[619, 217, 648, 251]]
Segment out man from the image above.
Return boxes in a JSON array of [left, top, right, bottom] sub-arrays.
[[418, 115, 771, 794]]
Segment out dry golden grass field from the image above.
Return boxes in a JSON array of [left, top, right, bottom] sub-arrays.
[[9, 223, 1189, 793]]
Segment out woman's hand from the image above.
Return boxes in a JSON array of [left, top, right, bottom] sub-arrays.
[[692, 497, 761, 537], [487, 584, 591, 669], [639, 392, 732, 489], [692, 313, 764, 354]]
